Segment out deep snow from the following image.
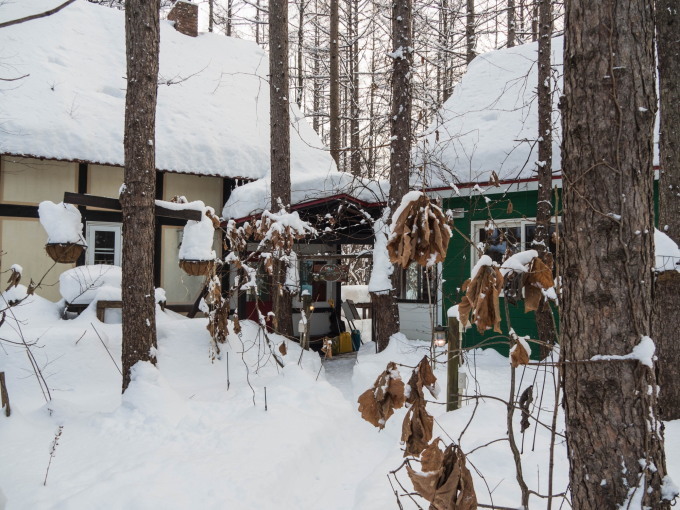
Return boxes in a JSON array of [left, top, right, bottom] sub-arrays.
[[0, 289, 677, 509]]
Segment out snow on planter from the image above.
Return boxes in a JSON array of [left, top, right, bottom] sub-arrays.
[[59, 265, 122, 305], [38, 201, 87, 263], [178, 202, 217, 277]]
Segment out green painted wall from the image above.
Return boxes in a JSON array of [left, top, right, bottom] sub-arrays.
[[441, 181, 659, 356]]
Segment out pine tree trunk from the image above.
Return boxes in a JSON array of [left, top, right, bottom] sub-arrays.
[[269, 0, 293, 337], [226, 0, 233, 36], [350, 0, 361, 177], [312, 0, 321, 134], [121, 0, 160, 392], [371, 0, 412, 353], [466, 0, 475, 63], [507, 0, 516, 47], [532, 0, 556, 356], [329, 0, 340, 166], [560, 0, 669, 506], [653, 0, 680, 421], [297, 0, 305, 108]]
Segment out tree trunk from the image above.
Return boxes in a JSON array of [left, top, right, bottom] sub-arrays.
[[532, 0, 556, 356], [329, 0, 340, 166], [349, 0, 361, 176], [312, 0, 321, 134], [269, 0, 293, 337], [466, 0, 475, 64], [208, 0, 214, 32], [297, 0, 305, 108], [226, 0, 233, 36], [654, 0, 680, 421], [121, 0, 160, 392], [560, 0, 669, 507], [507, 0, 516, 47], [371, 0, 412, 353]]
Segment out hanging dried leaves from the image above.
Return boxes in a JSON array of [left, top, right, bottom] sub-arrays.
[[401, 401, 434, 456], [519, 385, 534, 433], [224, 219, 247, 254], [407, 441, 478, 510], [523, 256, 554, 313], [5, 267, 21, 291], [407, 356, 439, 404], [253, 210, 310, 254], [387, 193, 452, 269], [232, 314, 242, 335], [510, 340, 530, 368], [399, 357, 438, 456], [458, 265, 504, 334], [205, 276, 229, 345], [205, 209, 222, 229], [357, 362, 406, 429], [278, 342, 287, 356]]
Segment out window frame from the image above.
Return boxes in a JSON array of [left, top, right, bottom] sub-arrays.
[[395, 263, 438, 304], [86, 222, 122, 266], [469, 217, 561, 276]]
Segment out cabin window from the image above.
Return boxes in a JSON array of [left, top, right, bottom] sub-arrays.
[[396, 264, 437, 303], [86, 222, 122, 266], [471, 219, 559, 270]]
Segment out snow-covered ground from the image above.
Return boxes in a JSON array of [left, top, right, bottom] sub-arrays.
[[0, 288, 677, 509]]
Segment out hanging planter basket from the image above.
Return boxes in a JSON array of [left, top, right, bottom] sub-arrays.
[[45, 243, 86, 264], [179, 259, 215, 277]]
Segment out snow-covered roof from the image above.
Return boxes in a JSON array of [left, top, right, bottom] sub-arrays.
[[222, 171, 387, 220], [0, 0, 335, 180], [415, 36, 659, 188]]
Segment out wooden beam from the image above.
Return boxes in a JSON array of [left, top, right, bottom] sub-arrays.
[[63, 192, 202, 221]]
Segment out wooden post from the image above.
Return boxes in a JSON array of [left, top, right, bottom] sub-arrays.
[[0, 372, 10, 417], [446, 317, 460, 411], [301, 294, 312, 350]]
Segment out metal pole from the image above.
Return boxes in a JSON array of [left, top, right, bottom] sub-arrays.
[[446, 316, 460, 411]]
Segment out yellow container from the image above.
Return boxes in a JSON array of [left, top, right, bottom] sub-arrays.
[[336, 331, 353, 354]]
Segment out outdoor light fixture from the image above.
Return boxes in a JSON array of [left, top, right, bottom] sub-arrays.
[[433, 325, 447, 347]]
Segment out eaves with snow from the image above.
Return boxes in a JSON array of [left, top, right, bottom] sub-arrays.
[[0, 0, 335, 181], [414, 36, 659, 189]]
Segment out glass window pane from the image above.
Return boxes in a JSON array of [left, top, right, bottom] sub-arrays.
[[95, 230, 115, 250], [480, 226, 521, 264], [93, 230, 116, 265]]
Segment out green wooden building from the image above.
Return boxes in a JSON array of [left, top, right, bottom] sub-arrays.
[[417, 36, 660, 354]]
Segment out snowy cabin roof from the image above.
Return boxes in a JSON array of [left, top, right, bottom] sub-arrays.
[[0, 0, 335, 180], [222, 171, 387, 221], [414, 36, 659, 189]]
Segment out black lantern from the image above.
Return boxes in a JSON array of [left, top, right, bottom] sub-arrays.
[[433, 325, 447, 347]]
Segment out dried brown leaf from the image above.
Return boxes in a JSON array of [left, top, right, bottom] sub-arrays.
[[407, 356, 438, 404], [459, 266, 504, 334], [407, 465, 439, 502], [511, 340, 530, 368], [279, 342, 287, 356], [409, 443, 478, 510], [357, 362, 405, 429], [420, 440, 445, 472], [401, 401, 434, 456]]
